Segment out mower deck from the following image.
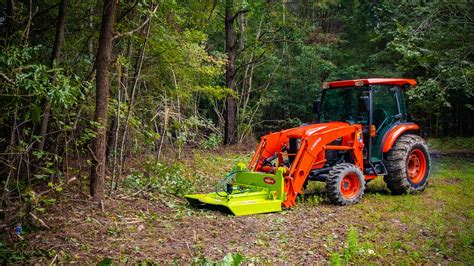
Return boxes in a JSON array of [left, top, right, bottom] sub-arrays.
[[185, 163, 286, 216]]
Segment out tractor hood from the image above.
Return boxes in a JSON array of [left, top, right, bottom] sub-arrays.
[[272, 121, 351, 139], [255, 121, 355, 161]]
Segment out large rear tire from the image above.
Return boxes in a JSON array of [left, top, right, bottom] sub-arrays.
[[384, 134, 430, 194], [326, 163, 365, 205]]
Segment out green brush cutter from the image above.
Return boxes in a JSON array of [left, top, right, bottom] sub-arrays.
[[185, 163, 286, 216]]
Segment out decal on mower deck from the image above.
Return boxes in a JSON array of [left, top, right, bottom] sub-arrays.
[[263, 176, 276, 185]]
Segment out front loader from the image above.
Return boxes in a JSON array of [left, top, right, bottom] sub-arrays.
[[185, 78, 431, 216]]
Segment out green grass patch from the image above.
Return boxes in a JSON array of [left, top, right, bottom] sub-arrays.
[[357, 156, 474, 263], [427, 137, 474, 153]]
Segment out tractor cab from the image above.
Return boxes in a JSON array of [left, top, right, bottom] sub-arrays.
[[315, 78, 417, 175]]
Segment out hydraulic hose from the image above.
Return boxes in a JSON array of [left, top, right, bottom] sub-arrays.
[[215, 170, 248, 197]]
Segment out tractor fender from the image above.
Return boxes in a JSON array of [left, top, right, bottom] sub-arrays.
[[382, 123, 420, 153]]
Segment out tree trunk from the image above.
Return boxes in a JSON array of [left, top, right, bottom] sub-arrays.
[[90, 0, 117, 201], [4, 0, 15, 46], [51, 0, 67, 66], [38, 0, 67, 152], [224, 0, 238, 145]]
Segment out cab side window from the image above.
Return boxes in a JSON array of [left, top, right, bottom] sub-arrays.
[[371, 86, 398, 129], [398, 90, 408, 121]]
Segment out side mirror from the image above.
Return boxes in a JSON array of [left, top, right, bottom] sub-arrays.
[[359, 96, 369, 112], [313, 100, 321, 114]]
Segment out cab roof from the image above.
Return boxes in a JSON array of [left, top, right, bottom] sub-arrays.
[[323, 78, 417, 89]]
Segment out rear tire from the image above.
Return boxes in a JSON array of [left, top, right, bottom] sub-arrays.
[[384, 134, 430, 194], [326, 163, 365, 205]]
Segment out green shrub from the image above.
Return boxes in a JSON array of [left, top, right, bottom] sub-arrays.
[[123, 161, 201, 197], [343, 227, 359, 261], [428, 137, 474, 153], [329, 227, 360, 265], [329, 252, 342, 266], [200, 133, 223, 150]]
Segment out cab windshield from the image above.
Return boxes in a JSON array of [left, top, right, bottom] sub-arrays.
[[320, 87, 368, 124]]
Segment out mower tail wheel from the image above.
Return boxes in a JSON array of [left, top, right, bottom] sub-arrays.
[[326, 163, 365, 205], [384, 134, 430, 194]]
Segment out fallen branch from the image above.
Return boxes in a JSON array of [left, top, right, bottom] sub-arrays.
[[122, 220, 143, 225], [38, 177, 77, 196], [132, 181, 152, 196], [49, 254, 58, 265], [91, 217, 104, 226], [0, 73, 15, 85], [30, 212, 50, 229], [184, 239, 194, 258]]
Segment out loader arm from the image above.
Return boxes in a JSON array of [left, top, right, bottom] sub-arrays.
[[283, 125, 364, 207], [248, 131, 286, 171]]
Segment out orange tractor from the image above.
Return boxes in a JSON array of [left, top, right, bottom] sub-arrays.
[[186, 78, 431, 215]]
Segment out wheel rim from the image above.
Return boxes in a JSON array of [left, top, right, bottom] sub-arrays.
[[407, 149, 427, 184], [340, 173, 360, 199]]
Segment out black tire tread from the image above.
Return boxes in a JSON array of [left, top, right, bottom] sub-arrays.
[[383, 134, 430, 194], [326, 163, 365, 205]]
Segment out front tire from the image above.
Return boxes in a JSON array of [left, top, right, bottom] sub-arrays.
[[384, 134, 430, 194], [326, 163, 365, 205]]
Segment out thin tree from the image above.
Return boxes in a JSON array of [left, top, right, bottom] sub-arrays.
[[223, 0, 248, 145], [224, 0, 237, 145], [38, 0, 67, 152], [90, 0, 117, 201]]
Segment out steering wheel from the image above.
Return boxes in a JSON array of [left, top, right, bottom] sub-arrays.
[[376, 111, 399, 134]]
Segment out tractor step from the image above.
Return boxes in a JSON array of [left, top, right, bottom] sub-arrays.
[[185, 163, 286, 216]]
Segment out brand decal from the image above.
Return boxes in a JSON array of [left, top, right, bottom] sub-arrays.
[[311, 137, 321, 151], [263, 176, 276, 185]]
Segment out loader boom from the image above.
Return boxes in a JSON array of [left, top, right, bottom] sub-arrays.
[[248, 123, 365, 207]]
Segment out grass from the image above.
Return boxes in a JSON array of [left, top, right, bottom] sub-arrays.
[[427, 136, 474, 153], [328, 155, 474, 263], [3, 141, 473, 264]]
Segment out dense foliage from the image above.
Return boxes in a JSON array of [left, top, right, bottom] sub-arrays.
[[0, 0, 472, 213]]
